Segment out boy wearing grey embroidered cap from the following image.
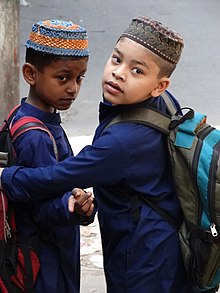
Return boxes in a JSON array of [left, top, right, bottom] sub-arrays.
[[121, 16, 183, 64], [1, 16, 195, 292], [1, 19, 96, 293]]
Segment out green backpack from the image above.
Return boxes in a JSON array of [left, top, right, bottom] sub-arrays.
[[106, 91, 220, 292]]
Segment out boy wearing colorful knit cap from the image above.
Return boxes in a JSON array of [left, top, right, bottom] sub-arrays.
[[1, 16, 195, 292], [8, 20, 96, 293]]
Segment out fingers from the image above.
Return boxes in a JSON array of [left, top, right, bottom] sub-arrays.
[[75, 196, 94, 216], [72, 188, 82, 198], [78, 191, 92, 206], [68, 195, 76, 213], [72, 188, 92, 206], [84, 203, 94, 217], [70, 188, 94, 216], [68, 195, 93, 215]]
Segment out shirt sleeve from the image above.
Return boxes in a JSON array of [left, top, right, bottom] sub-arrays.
[[32, 191, 98, 226], [2, 129, 129, 201], [14, 128, 58, 167], [11, 129, 97, 225]]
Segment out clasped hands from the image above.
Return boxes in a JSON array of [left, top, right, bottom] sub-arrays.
[[68, 188, 94, 217]]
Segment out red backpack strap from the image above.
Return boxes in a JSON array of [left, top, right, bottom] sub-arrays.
[[10, 117, 58, 161], [0, 104, 21, 131]]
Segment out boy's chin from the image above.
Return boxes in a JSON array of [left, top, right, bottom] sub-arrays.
[[103, 97, 117, 106], [56, 105, 72, 111]]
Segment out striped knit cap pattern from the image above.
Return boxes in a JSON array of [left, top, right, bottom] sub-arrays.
[[25, 20, 89, 57], [120, 16, 184, 64]]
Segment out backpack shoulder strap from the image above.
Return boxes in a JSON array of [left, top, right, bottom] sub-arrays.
[[160, 91, 177, 115], [139, 193, 179, 229], [1, 104, 21, 131], [105, 105, 171, 135], [105, 91, 179, 135], [10, 117, 59, 161], [103, 92, 181, 229]]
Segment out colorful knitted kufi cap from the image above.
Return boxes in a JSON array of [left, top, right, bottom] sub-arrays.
[[120, 16, 184, 64], [25, 20, 89, 57]]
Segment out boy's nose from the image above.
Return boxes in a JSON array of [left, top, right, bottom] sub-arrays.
[[112, 66, 125, 81], [66, 81, 77, 96]]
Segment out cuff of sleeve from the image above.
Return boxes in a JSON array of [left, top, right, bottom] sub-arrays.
[[2, 166, 20, 186], [1, 166, 31, 201]]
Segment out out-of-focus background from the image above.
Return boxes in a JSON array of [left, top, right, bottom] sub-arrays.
[[2, 1, 220, 292], [19, 0, 220, 138]]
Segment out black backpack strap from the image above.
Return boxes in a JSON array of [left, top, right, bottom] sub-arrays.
[[10, 116, 59, 161], [138, 194, 179, 229], [115, 182, 179, 229]]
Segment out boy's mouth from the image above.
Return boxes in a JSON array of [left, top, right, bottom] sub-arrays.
[[105, 81, 123, 93]]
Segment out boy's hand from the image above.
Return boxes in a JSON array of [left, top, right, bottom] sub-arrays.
[[68, 188, 94, 217]]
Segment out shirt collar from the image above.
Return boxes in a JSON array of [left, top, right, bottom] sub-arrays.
[[20, 98, 61, 125]]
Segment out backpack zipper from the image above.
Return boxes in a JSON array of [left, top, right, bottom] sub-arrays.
[[1, 190, 11, 241], [5, 217, 11, 239], [208, 140, 220, 235], [210, 223, 218, 237]]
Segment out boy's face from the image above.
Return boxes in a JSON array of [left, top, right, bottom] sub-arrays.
[[102, 38, 169, 105], [23, 57, 88, 112]]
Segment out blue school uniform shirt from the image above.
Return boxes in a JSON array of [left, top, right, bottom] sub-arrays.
[[11, 98, 95, 293], [2, 91, 194, 292]]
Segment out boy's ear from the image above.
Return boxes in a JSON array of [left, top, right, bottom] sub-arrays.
[[22, 63, 36, 85], [150, 77, 170, 97]]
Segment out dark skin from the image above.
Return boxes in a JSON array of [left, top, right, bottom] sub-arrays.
[[71, 188, 94, 217], [21, 57, 95, 216], [22, 58, 88, 113]]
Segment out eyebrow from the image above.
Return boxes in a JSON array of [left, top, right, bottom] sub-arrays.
[[113, 47, 150, 69]]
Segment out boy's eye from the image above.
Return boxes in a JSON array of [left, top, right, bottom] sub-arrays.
[[59, 76, 67, 81], [112, 55, 120, 64], [132, 68, 143, 74], [77, 75, 85, 82]]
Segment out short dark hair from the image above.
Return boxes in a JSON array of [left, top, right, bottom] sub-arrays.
[[153, 55, 176, 78], [25, 48, 88, 71]]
